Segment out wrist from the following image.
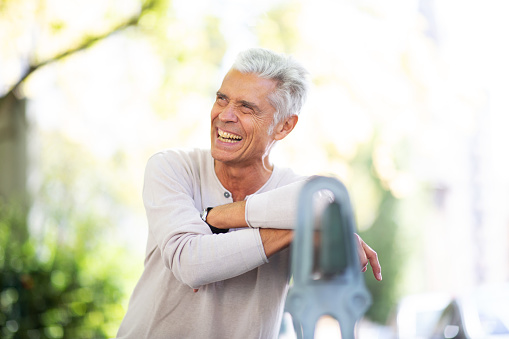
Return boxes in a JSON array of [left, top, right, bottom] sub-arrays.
[[201, 207, 229, 234], [204, 201, 248, 230]]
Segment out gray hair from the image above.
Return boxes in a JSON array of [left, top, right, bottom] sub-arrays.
[[231, 48, 309, 134]]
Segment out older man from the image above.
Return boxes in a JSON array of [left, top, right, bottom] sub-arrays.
[[116, 48, 381, 338]]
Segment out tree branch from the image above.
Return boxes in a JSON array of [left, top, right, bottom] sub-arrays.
[[3, 0, 157, 99]]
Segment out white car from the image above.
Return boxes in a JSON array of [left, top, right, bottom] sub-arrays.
[[431, 284, 509, 339]]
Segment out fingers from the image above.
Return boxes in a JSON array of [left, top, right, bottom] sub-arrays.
[[361, 261, 368, 273], [364, 241, 382, 281], [356, 233, 369, 268], [355, 233, 382, 281]]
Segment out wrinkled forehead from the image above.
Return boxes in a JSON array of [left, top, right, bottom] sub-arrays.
[[220, 70, 277, 106]]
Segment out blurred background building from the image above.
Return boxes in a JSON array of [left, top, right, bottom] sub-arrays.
[[1, 0, 508, 337]]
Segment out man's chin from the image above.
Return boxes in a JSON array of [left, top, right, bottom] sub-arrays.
[[211, 141, 242, 156], [211, 148, 234, 163]]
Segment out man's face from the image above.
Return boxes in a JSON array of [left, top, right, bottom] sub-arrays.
[[210, 69, 279, 166]]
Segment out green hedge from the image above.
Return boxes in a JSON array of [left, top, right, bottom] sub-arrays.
[[0, 203, 125, 339]]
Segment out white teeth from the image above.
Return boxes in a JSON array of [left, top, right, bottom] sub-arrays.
[[218, 129, 242, 142]]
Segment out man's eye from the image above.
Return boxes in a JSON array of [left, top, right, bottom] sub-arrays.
[[241, 104, 253, 113]]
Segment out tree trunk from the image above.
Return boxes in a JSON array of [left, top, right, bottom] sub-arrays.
[[0, 92, 28, 215]]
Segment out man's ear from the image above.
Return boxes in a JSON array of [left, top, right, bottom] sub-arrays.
[[274, 115, 298, 141]]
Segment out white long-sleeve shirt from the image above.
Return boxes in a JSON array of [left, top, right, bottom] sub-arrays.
[[116, 148, 306, 339]]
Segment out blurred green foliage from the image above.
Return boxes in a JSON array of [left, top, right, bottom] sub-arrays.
[[0, 202, 125, 338], [256, 2, 302, 53], [0, 131, 140, 338], [350, 137, 409, 324], [359, 190, 402, 323]]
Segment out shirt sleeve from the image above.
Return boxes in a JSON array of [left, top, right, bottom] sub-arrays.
[[245, 179, 333, 229], [143, 152, 268, 289], [245, 180, 304, 229]]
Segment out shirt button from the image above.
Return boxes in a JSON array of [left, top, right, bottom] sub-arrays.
[[224, 192, 231, 198]]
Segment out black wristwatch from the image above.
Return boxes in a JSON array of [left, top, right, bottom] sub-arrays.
[[201, 207, 229, 234]]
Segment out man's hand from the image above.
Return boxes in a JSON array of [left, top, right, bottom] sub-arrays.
[[355, 233, 382, 281]]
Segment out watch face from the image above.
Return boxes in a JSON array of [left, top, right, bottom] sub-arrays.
[[201, 207, 212, 222]]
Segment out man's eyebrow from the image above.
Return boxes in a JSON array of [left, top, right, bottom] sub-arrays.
[[216, 91, 228, 98], [217, 91, 262, 113]]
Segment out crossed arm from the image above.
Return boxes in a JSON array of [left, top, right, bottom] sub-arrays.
[[205, 201, 382, 281]]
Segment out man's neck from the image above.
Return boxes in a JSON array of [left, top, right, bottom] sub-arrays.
[[214, 158, 273, 202]]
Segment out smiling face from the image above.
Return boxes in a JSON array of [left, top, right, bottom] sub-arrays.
[[210, 69, 282, 167]]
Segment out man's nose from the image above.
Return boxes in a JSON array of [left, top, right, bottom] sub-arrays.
[[218, 103, 238, 123]]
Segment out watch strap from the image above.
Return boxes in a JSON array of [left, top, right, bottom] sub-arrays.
[[201, 207, 229, 234]]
